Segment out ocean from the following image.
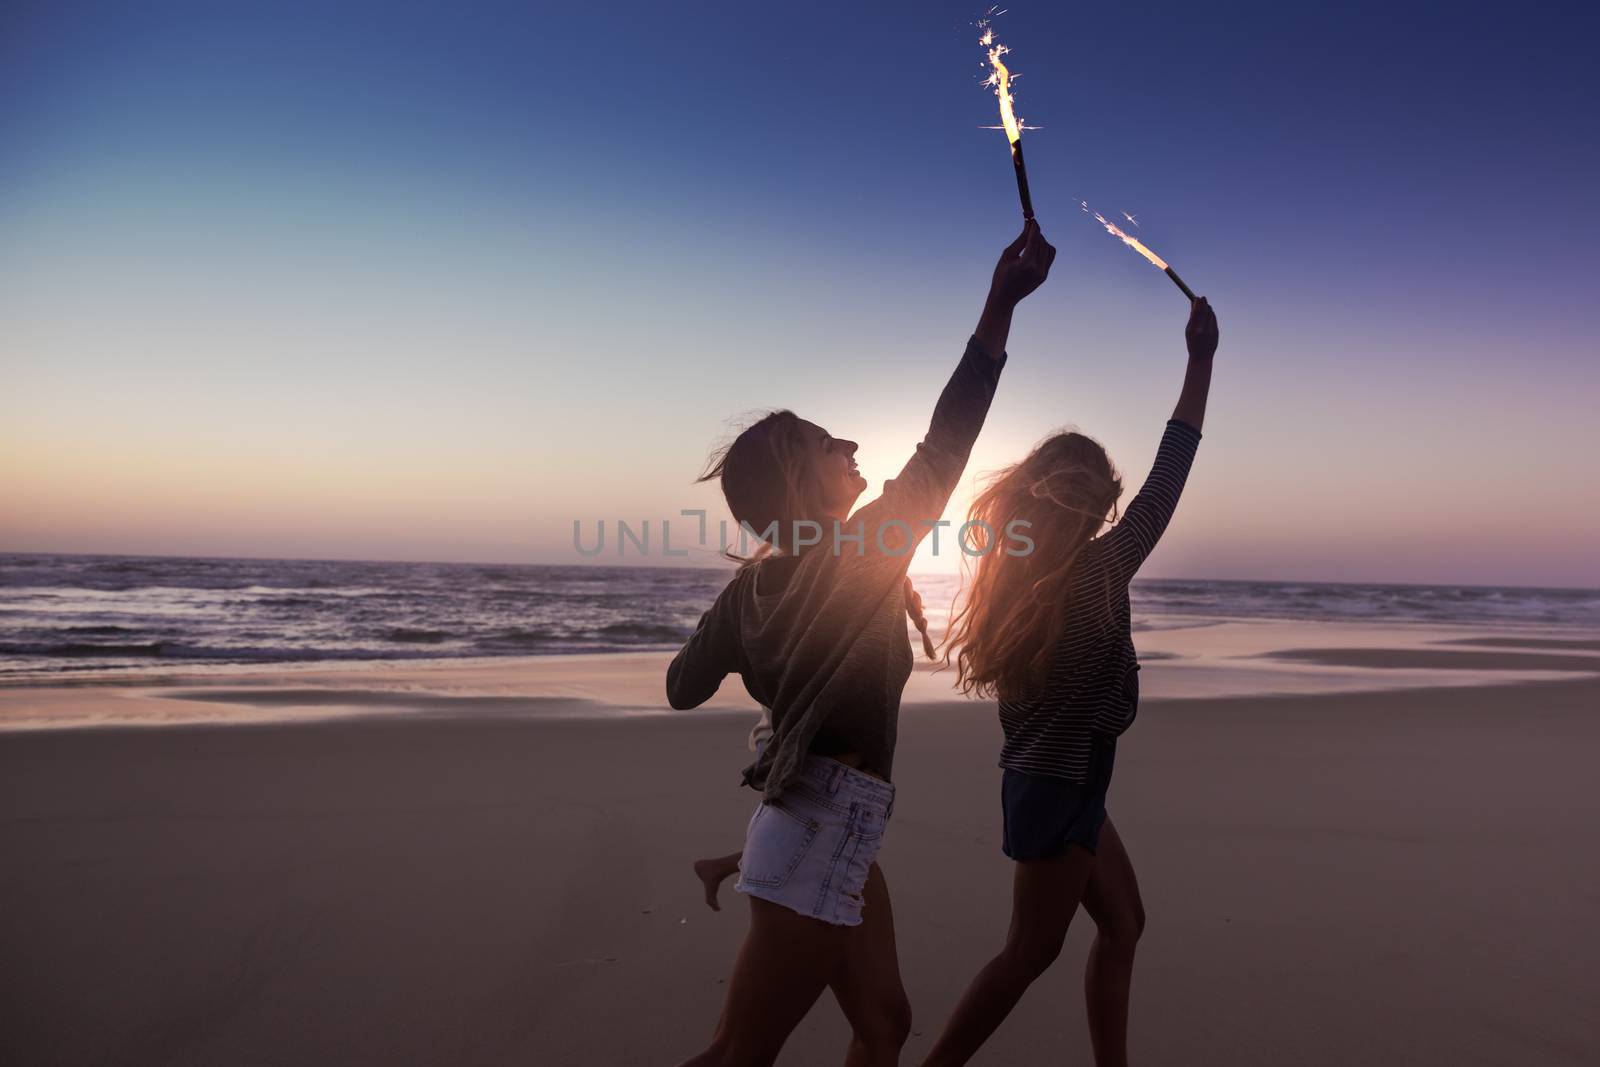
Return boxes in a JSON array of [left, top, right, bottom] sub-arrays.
[[2, 552, 1598, 677]]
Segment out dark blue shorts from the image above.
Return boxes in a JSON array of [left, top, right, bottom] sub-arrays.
[[1001, 737, 1117, 861]]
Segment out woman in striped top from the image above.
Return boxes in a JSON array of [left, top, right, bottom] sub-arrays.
[[922, 297, 1220, 1067]]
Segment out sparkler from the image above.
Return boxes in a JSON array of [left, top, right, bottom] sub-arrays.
[[980, 18, 1034, 221], [1082, 202, 1199, 302]]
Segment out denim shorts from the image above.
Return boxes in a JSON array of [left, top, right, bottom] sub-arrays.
[[735, 756, 895, 927], [1001, 736, 1116, 861]]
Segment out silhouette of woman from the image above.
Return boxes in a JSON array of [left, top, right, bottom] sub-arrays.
[[667, 221, 1055, 1066]]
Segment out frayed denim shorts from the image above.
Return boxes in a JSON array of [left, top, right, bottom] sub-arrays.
[[735, 756, 895, 927]]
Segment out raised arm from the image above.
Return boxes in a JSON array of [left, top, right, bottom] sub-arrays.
[[974, 220, 1055, 362], [1172, 297, 1218, 432], [1101, 298, 1219, 585], [854, 223, 1055, 548]]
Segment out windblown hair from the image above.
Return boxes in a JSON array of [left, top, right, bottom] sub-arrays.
[[942, 431, 1124, 699], [696, 410, 818, 557], [696, 409, 936, 658]]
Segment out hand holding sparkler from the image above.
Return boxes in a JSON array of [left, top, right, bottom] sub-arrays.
[[990, 220, 1056, 306], [1174, 297, 1219, 432], [976, 220, 1056, 360], [1185, 297, 1220, 363]]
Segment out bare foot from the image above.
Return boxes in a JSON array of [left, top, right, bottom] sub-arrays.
[[692, 855, 739, 911]]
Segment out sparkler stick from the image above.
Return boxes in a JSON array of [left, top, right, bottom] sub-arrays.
[[1085, 204, 1199, 303], [981, 23, 1034, 221], [1163, 266, 1198, 302], [1009, 136, 1035, 222]]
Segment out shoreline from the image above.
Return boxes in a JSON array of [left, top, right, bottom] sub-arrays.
[[4, 616, 1597, 733]]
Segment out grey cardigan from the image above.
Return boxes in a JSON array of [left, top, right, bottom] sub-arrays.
[[667, 337, 1006, 799]]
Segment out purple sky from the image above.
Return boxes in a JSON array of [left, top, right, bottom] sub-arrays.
[[3, 2, 1597, 586]]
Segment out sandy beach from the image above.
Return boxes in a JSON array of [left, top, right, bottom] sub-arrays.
[[4, 623, 1599, 1065]]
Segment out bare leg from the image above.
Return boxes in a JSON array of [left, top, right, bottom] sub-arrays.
[[920, 847, 1097, 1067], [1080, 818, 1144, 1067], [829, 863, 913, 1067], [694, 851, 744, 912], [676, 896, 845, 1066]]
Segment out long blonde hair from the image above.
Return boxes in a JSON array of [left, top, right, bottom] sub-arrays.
[[696, 410, 936, 658], [942, 432, 1123, 699]]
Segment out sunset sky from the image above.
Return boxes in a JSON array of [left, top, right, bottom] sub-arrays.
[[3, 1, 1597, 586]]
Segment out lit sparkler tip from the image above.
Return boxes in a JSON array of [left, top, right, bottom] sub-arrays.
[[1122, 211, 1139, 227], [1087, 208, 1170, 270], [983, 36, 1023, 144], [975, 7, 1033, 219]]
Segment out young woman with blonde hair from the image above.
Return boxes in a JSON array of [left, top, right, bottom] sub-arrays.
[[922, 297, 1220, 1067], [667, 221, 1055, 1067]]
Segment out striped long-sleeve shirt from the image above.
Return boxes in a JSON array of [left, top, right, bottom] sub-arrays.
[[997, 419, 1203, 782]]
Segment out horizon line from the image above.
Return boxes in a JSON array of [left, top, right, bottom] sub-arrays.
[[2, 547, 1597, 596]]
